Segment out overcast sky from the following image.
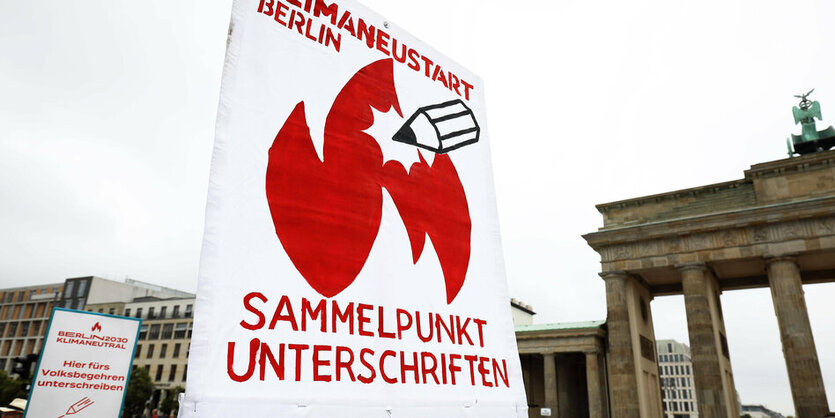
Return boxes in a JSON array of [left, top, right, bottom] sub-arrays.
[[2, 0, 834, 414]]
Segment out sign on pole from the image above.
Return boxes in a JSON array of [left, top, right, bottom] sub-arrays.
[[25, 308, 141, 418], [182, 0, 528, 416]]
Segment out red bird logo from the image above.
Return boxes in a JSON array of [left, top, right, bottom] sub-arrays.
[[265, 59, 472, 303]]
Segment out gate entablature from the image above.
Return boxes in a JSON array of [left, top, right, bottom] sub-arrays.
[[585, 151, 835, 295]]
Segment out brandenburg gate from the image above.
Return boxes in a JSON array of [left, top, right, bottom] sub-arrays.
[[584, 144, 835, 417]]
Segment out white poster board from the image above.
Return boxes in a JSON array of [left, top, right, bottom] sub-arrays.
[[182, 0, 528, 416], [25, 308, 141, 418]]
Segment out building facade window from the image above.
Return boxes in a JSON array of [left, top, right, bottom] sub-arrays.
[[174, 323, 187, 339], [162, 324, 173, 339], [160, 306, 167, 319], [160, 344, 167, 359], [124, 308, 131, 317], [148, 307, 155, 319], [147, 344, 155, 359], [173, 306, 180, 318], [139, 325, 148, 340], [169, 365, 177, 381], [135, 345, 142, 358], [173, 343, 181, 358], [136, 308, 143, 319], [155, 365, 163, 381], [149, 324, 160, 340]]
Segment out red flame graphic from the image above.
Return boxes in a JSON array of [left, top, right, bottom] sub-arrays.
[[266, 59, 471, 303], [91, 322, 101, 333]]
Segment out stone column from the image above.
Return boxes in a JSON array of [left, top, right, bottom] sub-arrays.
[[679, 263, 727, 418], [766, 256, 829, 418], [556, 358, 573, 417], [586, 351, 604, 418], [543, 352, 558, 414], [601, 272, 640, 418]]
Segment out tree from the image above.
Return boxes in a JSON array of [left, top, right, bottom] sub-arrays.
[[160, 386, 184, 415], [123, 367, 153, 417], [0, 370, 27, 406]]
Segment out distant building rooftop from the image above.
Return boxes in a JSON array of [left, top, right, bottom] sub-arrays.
[[515, 320, 606, 333], [741, 404, 786, 418]]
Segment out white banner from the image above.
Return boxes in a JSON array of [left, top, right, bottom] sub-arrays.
[[25, 309, 140, 418], [182, 0, 527, 416]]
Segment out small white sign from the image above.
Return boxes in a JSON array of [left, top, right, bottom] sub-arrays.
[[540, 407, 552, 416], [25, 308, 141, 418]]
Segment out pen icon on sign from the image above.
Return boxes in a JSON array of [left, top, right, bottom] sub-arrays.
[[58, 396, 94, 417], [393, 99, 480, 154]]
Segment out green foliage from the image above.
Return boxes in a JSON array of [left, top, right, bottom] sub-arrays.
[[160, 386, 184, 415], [0, 370, 28, 406], [123, 367, 153, 417]]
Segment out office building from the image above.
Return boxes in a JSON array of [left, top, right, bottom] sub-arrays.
[[118, 297, 194, 407], [658, 339, 697, 417], [0, 284, 63, 373], [0, 276, 191, 376]]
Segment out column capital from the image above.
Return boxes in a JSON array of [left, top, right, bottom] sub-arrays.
[[599, 270, 629, 281], [583, 348, 600, 356], [764, 254, 799, 267], [676, 261, 708, 273]]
